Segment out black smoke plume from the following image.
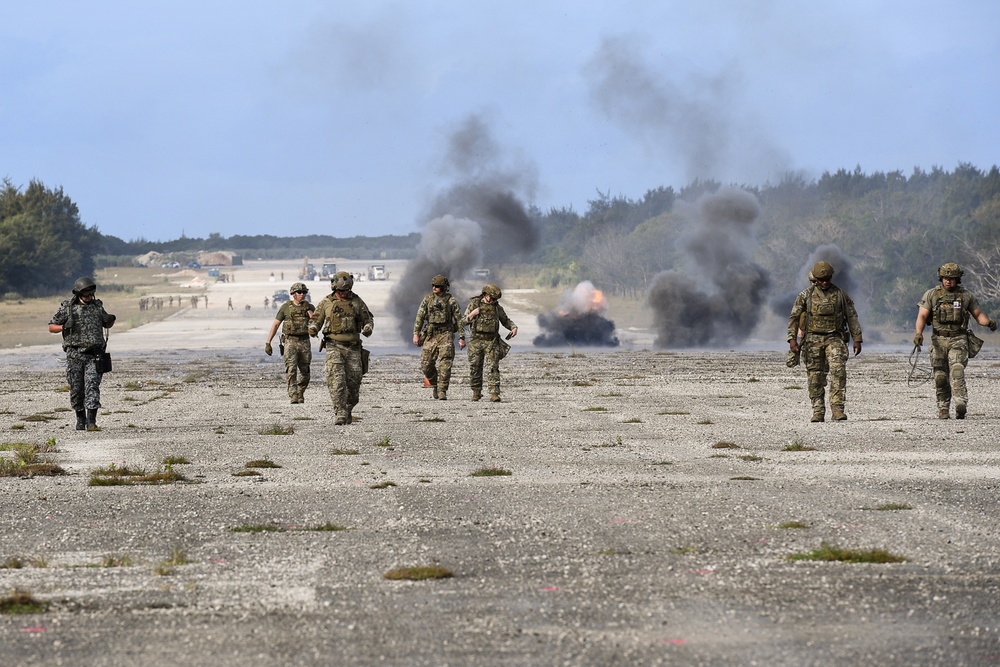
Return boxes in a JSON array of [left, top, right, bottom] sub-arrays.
[[534, 281, 620, 348], [647, 188, 770, 348], [388, 115, 540, 342]]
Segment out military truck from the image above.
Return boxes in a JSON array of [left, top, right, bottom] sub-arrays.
[[321, 263, 338, 279], [367, 265, 386, 281]]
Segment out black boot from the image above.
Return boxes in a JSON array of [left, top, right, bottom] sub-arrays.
[[75, 410, 86, 430], [85, 409, 99, 431]]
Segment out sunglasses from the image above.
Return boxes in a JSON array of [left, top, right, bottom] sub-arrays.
[[292, 290, 306, 295]]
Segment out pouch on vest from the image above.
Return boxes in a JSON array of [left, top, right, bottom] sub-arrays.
[[968, 330, 984, 358]]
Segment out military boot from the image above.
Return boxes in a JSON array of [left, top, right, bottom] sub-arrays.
[[490, 393, 501, 403], [85, 409, 99, 431], [955, 401, 967, 420], [831, 406, 847, 421], [810, 399, 825, 423], [937, 401, 950, 419], [75, 410, 86, 431], [432, 385, 439, 399], [471, 389, 481, 402], [438, 388, 447, 401]]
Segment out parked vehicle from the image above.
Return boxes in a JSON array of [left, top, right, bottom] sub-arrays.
[[272, 289, 290, 305], [321, 263, 338, 279], [367, 265, 386, 281]]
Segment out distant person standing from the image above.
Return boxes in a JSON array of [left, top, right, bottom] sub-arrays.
[[48, 277, 116, 430], [787, 261, 862, 422], [412, 274, 462, 400], [914, 262, 997, 419], [227, 297, 233, 310], [265, 283, 315, 404], [309, 272, 374, 425], [459, 284, 518, 402]]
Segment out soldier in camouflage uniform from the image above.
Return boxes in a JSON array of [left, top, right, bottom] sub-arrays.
[[914, 262, 997, 419], [309, 272, 373, 425], [48, 277, 116, 431], [265, 282, 315, 403], [458, 284, 518, 402], [412, 274, 462, 400], [787, 261, 863, 422]]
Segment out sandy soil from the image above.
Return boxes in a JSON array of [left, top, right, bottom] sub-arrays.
[[1, 260, 999, 666]]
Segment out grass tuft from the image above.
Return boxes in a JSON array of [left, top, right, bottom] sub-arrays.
[[245, 456, 281, 469], [712, 441, 740, 449], [231, 523, 285, 533], [862, 503, 913, 511], [776, 521, 809, 529], [0, 590, 48, 615], [471, 467, 512, 477], [332, 448, 359, 456], [383, 565, 453, 581], [787, 542, 907, 564], [258, 423, 294, 435], [369, 481, 397, 489], [784, 440, 817, 452]]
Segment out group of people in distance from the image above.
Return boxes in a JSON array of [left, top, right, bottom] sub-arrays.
[[47, 261, 996, 430]]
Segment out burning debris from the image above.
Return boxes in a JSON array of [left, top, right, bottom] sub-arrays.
[[534, 281, 619, 347], [647, 188, 770, 348]]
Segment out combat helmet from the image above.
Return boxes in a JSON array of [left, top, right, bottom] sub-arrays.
[[73, 276, 97, 295], [482, 284, 502, 300], [331, 271, 354, 291], [811, 261, 834, 281], [431, 274, 450, 289], [290, 282, 309, 294], [938, 263, 964, 281]]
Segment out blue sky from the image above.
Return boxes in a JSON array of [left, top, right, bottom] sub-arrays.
[[2, 1, 997, 242]]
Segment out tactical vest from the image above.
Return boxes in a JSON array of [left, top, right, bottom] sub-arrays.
[[425, 294, 458, 333], [60, 299, 107, 351], [806, 287, 842, 334], [323, 297, 358, 336], [470, 297, 499, 335], [930, 285, 969, 335], [282, 301, 312, 336]]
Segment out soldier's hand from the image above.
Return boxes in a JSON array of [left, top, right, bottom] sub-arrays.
[[507, 327, 518, 339], [853, 341, 862, 356], [308, 326, 318, 337], [788, 339, 799, 354], [468, 307, 480, 319], [412, 333, 421, 346], [990, 319, 998, 332], [264, 342, 273, 356], [459, 337, 466, 350], [913, 332, 923, 348], [362, 324, 373, 338]]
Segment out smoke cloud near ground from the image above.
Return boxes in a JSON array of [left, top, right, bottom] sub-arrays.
[[534, 281, 620, 348], [769, 244, 859, 320], [647, 188, 770, 348], [388, 115, 540, 342]]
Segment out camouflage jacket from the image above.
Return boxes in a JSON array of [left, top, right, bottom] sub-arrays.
[[460, 296, 516, 338], [50, 298, 115, 352], [413, 291, 460, 336], [276, 300, 315, 336], [310, 292, 373, 342], [787, 284, 862, 343]]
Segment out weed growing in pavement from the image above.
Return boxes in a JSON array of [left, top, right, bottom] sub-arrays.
[[712, 441, 740, 449], [0, 590, 48, 614], [697, 418, 713, 425], [332, 448, 360, 455], [862, 503, 913, 511], [787, 542, 907, 563], [471, 467, 512, 477], [155, 547, 191, 575], [785, 385, 802, 390], [622, 417, 643, 423], [739, 454, 763, 462], [292, 416, 315, 421], [652, 461, 673, 465], [9, 424, 24, 430], [245, 456, 281, 469], [232, 470, 261, 477], [259, 423, 294, 435], [97, 555, 134, 567], [597, 549, 633, 556], [22, 413, 57, 422], [421, 417, 446, 422], [305, 522, 348, 532], [373, 436, 392, 448], [162, 455, 191, 465], [730, 476, 760, 481], [572, 380, 593, 386], [777, 521, 809, 529], [746, 377, 760, 383], [231, 523, 285, 533], [784, 439, 816, 451], [383, 565, 453, 581], [88, 462, 185, 486], [658, 410, 690, 415], [599, 391, 623, 397], [671, 546, 699, 555], [123, 381, 143, 390], [0, 441, 65, 477], [598, 436, 622, 448], [369, 481, 397, 489], [583, 406, 607, 412]]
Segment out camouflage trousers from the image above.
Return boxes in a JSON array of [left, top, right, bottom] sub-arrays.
[[420, 332, 455, 391], [283, 336, 312, 400], [803, 333, 848, 413], [930, 333, 969, 409], [466, 336, 502, 394], [325, 342, 363, 421], [65, 348, 104, 411]]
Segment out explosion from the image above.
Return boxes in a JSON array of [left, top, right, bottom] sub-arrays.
[[534, 281, 620, 347]]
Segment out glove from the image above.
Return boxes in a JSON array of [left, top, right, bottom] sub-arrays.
[[913, 333, 923, 347], [362, 324, 373, 338], [989, 319, 997, 332], [308, 325, 318, 337], [264, 343, 273, 356]]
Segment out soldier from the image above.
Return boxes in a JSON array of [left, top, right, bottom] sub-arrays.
[[459, 284, 518, 402], [914, 262, 997, 419], [48, 277, 116, 430], [309, 272, 374, 425], [412, 274, 462, 400], [265, 282, 315, 403], [787, 261, 863, 422]]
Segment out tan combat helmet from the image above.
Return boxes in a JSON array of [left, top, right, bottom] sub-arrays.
[[482, 284, 502, 300], [290, 282, 309, 294], [331, 271, 354, 291], [938, 263, 964, 281], [811, 261, 834, 281], [431, 274, 450, 289]]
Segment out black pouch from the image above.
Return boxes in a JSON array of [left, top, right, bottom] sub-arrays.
[[97, 351, 113, 374], [361, 347, 370, 374]]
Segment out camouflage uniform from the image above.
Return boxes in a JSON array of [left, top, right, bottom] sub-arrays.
[[310, 291, 373, 424], [49, 295, 115, 425], [787, 283, 862, 421], [459, 295, 516, 401], [274, 299, 315, 402], [413, 290, 461, 398], [918, 285, 979, 417]]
